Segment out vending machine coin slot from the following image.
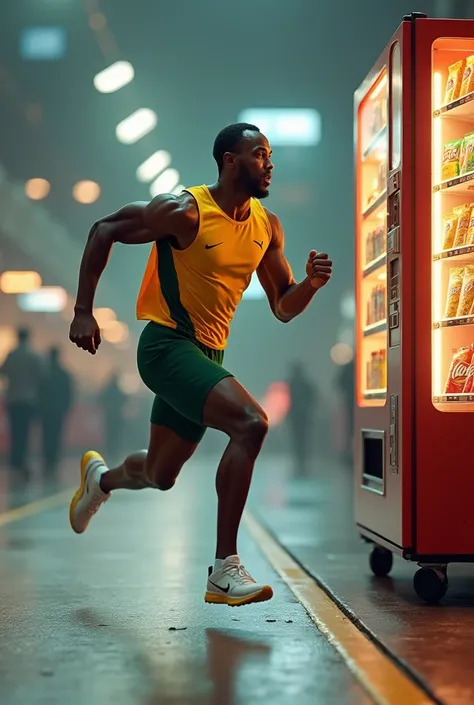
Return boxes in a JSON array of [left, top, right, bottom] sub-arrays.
[[389, 258, 400, 347], [389, 394, 399, 474]]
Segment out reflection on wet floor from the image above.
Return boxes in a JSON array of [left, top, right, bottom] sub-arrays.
[[0, 453, 371, 705]]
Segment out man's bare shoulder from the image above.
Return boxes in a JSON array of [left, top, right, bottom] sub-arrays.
[[142, 191, 199, 242], [262, 207, 284, 245]]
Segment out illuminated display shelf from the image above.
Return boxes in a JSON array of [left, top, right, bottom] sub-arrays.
[[362, 125, 388, 162], [433, 393, 474, 403], [363, 254, 387, 277], [363, 389, 387, 400], [433, 90, 474, 118], [362, 191, 387, 220], [433, 316, 474, 329], [434, 171, 474, 195], [363, 320, 387, 336], [433, 245, 474, 261]]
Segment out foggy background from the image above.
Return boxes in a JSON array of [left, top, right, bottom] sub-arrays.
[[0, 0, 469, 471]]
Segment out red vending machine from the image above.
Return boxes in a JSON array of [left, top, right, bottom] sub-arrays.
[[354, 12, 474, 603]]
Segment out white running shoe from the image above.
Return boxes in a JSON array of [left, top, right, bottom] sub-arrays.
[[205, 555, 274, 606], [69, 451, 110, 534]]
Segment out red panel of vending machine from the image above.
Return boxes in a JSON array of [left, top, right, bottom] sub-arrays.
[[354, 13, 474, 603]]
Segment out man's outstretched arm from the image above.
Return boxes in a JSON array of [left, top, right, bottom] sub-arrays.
[[257, 210, 332, 323], [70, 193, 198, 354]]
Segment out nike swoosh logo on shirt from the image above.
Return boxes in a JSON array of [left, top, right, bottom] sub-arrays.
[[205, 243, 224, 249], [209, 579, 230, 593], [253, 240, 264, 250]]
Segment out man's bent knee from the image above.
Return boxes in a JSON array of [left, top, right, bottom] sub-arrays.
[[233, 410, 268, 457]]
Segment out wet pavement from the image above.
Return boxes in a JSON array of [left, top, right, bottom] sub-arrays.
[[250, 455, 474, 705], [0, 455, 371, 705]]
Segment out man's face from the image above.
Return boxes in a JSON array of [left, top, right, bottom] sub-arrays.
[[234, 131, 274, 199]]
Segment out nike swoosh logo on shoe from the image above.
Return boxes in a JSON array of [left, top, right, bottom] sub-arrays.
[[209, 579, 230, 593]]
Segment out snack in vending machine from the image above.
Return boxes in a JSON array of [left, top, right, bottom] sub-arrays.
[[445, 345, 474, 394], [453, 204, 472, 248], [465, 206, 474, 246], [460, 55, 474, 98], [442, 212, 459, 250], [457, 265, 474, 317], [441, 139, 462, 181], [444, 267, 465, 318], [460, 131, 474, 175], [444, 60, 465, 104]]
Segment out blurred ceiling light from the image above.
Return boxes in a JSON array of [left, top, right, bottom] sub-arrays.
[[136, 150, 171, 182], [150, 168, 180, 197], [17, 286, 67, 313], [73, 180, 101, 204], [116, 109, 157, 145], [94, 307, 117, 328], [25, 178, 50, 200], [330, 343, 354, 366], [238, 108, 321, 146], [94, 61, 135, 94], [20, 26, 67, 61], [172, 184, 185, 195], [0, 271, 42, 294], [102, 321, 129, 344]]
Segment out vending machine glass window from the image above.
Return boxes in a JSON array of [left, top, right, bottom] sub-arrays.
[[432, 38, 474, 411], [357, 70, 388, 408]]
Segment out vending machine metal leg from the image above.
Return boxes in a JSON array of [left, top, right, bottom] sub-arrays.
[[369, 545, 393, 577], [413, 564, 449, 604]]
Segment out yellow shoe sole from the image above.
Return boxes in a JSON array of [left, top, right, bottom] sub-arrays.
[[205, 585, 274, 606], [69, 450, 105, 534]]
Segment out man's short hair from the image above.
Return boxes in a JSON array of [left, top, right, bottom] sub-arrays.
[[213, 122, 260, 173]]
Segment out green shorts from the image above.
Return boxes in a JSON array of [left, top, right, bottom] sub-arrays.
[[136, 322, 233, 443]]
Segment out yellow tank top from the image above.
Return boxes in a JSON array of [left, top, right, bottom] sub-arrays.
[[136, 185, 272, 349]]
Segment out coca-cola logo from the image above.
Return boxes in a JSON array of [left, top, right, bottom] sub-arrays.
[[452, 361, 470, 378]]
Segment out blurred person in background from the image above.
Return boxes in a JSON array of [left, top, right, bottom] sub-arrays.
[[287, 360, 318, 477], [68, 123, 333, 606], [335, 358, 355, 464], [0, 327, 43, 478], [99, 370, 126, 464], [40, 346, 74, 479]]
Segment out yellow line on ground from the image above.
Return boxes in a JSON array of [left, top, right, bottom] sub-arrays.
[[0, 489, 71, 527], [244, 511, 434, 705]]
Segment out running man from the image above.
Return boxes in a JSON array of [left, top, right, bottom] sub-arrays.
[[69, 123, 332, 606]]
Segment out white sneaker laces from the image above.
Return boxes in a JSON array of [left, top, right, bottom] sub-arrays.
[[223, 563, 255, 585], [87, 490, 108, 516]]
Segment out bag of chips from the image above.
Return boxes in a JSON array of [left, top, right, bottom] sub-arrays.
[[441, 139, 462, 180], [444, 267, 465, 318], [465, 205, 474, 245], [457, 265, 474, 316], [460, 132, 474, 175], [453, 204, 472, 248], [445, 346, 473, 394], [460, 55, 474, 97], [442, 211, 459, 250], [445, 60, 465, 104]]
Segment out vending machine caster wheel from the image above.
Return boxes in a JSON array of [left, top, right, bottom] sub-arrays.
[[369, 546, 393, 577], [413, 567, 448, 604]]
